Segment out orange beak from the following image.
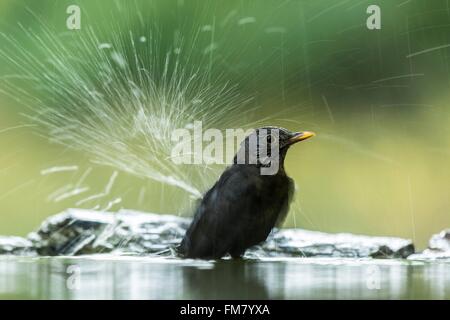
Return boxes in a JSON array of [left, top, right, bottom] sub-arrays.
[[288, 131, 315, 145]]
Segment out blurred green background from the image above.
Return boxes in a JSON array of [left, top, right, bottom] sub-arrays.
[[0, 0, 449, 249]]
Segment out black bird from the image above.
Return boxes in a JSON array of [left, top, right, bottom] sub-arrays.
[[179, 127, 315, 259]]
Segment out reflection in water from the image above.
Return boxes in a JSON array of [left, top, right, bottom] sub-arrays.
[[182, 260, 273, 299], [0, 256, 449, 299]]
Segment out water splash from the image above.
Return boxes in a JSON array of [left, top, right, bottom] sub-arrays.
[[0, 12, 255, 201], [40, 166, 79, 175]]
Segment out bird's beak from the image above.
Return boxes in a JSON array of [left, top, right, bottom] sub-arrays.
[[288, 131, 315, 145]]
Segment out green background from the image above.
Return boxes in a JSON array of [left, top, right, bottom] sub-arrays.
[[1, 0, 449, 249]]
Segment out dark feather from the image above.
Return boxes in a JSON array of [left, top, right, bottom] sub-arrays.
[[178, 126, 311, 259]]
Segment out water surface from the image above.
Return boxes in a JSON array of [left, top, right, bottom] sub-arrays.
[[0, 256, 449, 299]]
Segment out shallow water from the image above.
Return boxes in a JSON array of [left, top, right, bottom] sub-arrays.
[[0, 256, 449, 299]]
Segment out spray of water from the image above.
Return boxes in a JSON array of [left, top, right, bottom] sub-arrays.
[[0, 13, 257, 201]]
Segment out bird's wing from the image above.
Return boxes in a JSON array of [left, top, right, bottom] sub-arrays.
[[181, 166, 264, 258], [274, 176, 295, 227]]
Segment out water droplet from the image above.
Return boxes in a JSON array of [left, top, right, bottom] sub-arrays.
[[265, 27, 286, 34], [203, 43, 218, 54], [201, 25, 213, 32], [238, 17, 256, 26], [98, 43, 112, 50], [110, 51, 127, 69]]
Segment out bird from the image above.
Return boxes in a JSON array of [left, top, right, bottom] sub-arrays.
[[178, 126, 315, 259]]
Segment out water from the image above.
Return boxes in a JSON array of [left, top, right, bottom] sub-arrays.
[[0, 256, 449, 299]]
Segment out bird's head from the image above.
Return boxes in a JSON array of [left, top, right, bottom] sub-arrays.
[[233, 126, 315, 175]]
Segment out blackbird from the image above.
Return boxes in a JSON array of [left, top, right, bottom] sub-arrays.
[[179, 127, 315, 259]]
